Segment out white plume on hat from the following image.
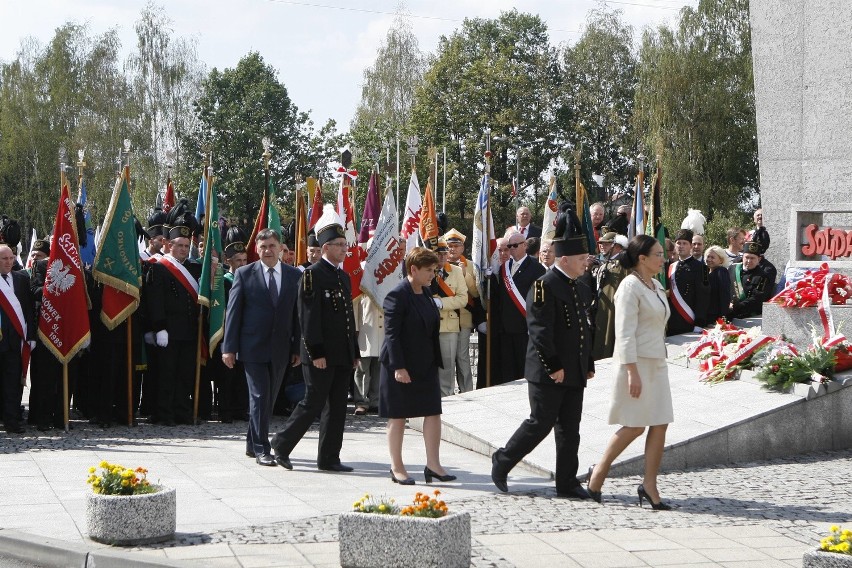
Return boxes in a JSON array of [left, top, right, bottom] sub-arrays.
[[314, 204, 343, 235], [614, 234, 629, 248], [681, 209, 706, 236]]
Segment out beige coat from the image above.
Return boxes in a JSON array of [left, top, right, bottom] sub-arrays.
[[453, 256, 479, 329], [434, 263, 469, 333], [354, 294, 385, 358]]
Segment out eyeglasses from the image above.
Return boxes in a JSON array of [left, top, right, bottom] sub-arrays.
[[507, 242, 524, 249]]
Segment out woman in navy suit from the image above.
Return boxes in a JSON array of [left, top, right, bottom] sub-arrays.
[[380, 247, 456, 485]]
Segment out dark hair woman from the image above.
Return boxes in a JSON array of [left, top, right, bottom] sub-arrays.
[[587, 234, 674, 509], [379, 247, 457, 485]]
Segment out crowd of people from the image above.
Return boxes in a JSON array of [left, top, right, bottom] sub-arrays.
[[0, 197, 776, 504]]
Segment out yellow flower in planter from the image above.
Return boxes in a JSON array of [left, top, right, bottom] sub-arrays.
[[820, 525, 852, 555], [86, 462, 158, 496]]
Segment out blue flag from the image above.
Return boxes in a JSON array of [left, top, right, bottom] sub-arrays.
[[78, 179, 96, 267], [195, 173, 207, 222]]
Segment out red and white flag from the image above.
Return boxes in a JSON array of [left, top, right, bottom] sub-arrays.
[[337, 174, 363, 299], [400, 172, 422, 252], [38, 178, 91, 363], [360, 189, 404, 307]]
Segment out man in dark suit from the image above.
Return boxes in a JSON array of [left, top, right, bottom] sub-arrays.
[[491, 234, 595, 499], [729, 241, 777, 319], [511, 206, 542, 238], [223, 228, 301, 466], [271, 207, 359, 472], [665, 229, 710, 335], [0, 245, 36, 434], [492, 231, 545, 383]]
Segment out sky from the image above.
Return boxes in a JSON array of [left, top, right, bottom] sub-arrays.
[[0, 0, 697, 131]]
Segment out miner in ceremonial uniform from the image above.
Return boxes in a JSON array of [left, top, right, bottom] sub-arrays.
[[445, 228, 478, 393], [729, 241, 777, 319], [491, 231, 546, 383], [665, 229, 710, 335], [271, 205, 359, 472], [137, 210, 169, 418], [429, 238, 468, 397], [144, 207, 201, 426], [140, 208, 167, 262], [491, 220, 596, 499]]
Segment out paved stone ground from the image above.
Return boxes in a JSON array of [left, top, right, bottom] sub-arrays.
[[2, 411, 850, 567]]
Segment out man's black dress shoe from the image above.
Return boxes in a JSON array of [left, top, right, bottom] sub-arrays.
[[557, 485, 593, 500], [318, 463, 353, 472], [256, 453, 277, 466], [491, 453, 508, 493], [275, 456, 293, 470]]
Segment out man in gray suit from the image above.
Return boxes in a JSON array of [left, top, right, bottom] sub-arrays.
[[222, 229, 301, 466]]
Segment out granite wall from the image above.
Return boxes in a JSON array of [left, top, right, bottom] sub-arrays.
[[750, 0, 852, 270]]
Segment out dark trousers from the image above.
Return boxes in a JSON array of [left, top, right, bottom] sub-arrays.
[[272, 364, 350, 467], [155, 339, 195, 424], [0, 349, 22, 430], [243, 360, 285, 456], [29, 345, 62, 427], [498, 332, 528, 384], [139, 343, 160, 416], [493, 381, 585, 493]]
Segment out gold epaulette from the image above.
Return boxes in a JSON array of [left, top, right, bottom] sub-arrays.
[[533, 280, 545, 307]]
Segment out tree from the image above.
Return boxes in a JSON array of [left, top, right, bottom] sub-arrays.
[[409, 10, 560, 228], [558, 7, 637, 205], [632, 0, 757, 227]]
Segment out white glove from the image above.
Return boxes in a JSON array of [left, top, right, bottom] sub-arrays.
[[144, 332, 155, 345], [476, 323, 487, 334], [28, 340, 36, 351], [433, 297, 444, 309], [486, 267, 493, 277], [155, 330, 169, 347]]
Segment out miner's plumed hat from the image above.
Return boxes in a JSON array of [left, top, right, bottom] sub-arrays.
[[165, 198, 199, 240], [0, 216, 21, 248], [32, 239, 50, 255], [551, 201, 588, 257], [223, 226, 248, 258], [743, 241, 763, 255], [314, 205, 345, 246], [147, 207, 168, 237]]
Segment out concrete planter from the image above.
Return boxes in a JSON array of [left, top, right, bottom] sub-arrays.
[[85, 486, 176, 545], [803, 549, 852, 567], [338, 511, 470, 568]]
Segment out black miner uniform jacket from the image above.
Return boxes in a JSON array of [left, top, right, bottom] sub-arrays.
[[299, 259, 359, 366], [525, 269, 595, 388], [665, 256, 710, 336], [145, 259, 202, 341], [729, 260, 777, 319]]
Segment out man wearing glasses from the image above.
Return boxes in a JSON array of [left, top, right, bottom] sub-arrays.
[[492, 231, 545, 384]]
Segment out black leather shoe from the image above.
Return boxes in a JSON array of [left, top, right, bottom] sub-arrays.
[[318, 463, 353, 472], [245, 450, 256, 458], [557, 486, 593, 500], [491, 453, 508, 493], [256, 453, 277, 466], [275, 455, 293, 470], [424, 466, 457, 483], [390, 470, 415, 485]]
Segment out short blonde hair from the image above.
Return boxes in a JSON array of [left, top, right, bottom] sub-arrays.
[[405, 247, 439, 274], [705, 245, 730, 268]]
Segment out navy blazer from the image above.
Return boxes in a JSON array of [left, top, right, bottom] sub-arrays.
[[380, 279, 442, 377], [223, 260, 301, 367]]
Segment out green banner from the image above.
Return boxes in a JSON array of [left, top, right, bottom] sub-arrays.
[[198, 178, 225, 353]]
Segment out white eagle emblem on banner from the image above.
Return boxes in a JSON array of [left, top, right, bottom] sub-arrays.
[[46, 259, 76, 295]]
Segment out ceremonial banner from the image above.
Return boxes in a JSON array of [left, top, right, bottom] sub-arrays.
[[576, 172, 596, 253], [77, 178, 96, 267], [194, 172, 207, 222], [246, 173, 271, 264], [647, 159, 666, 286], [359, 171, 380, 244], [360, 189, 405, 307], [628, 169, 645, 240], [337, 175, 362, 299], [542, 176, 558, 240], [163, 175, 176, 213], [92, 166, 142, 329], [419, 177, 439, 250], [267, 176, 281, 236], [295, 188, 308, 266], [39, 178, 91, 363], [198, 176, 225, 353], [308, 177, 323, 230], [25, 229, 37, 269], [472, 174, 500, 303], [400, 172, 422, 252]]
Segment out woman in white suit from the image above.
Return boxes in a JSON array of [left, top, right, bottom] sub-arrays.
[[587, 234, 674, 510]]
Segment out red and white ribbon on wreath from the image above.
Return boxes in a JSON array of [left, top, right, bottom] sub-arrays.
[[722, 335, 775, 371], [337, 166, 358, 181]]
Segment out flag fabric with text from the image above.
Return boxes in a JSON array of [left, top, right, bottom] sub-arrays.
[[359, 171, 380, 244], [92, 166, 142, 330], [472, 174, 499, 304], [360, 189, 404, 307], [77, 178, 96, 267], [400, 172, 422, 252], [39, 179, 91, 363], [419, 177, 440, 250], [198, 178, 225, 353], [542, 177, 558, 240], [337, 174, 362, 299]]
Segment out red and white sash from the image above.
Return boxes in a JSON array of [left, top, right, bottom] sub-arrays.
[[159, 255, 199, 299], [668, 261, 695, 325], [502, 262, 526, 318], [0, 276, 31, 373]]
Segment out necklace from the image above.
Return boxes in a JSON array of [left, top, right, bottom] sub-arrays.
[[634, 271, 656, 291]]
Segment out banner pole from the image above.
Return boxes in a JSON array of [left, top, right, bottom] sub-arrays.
[[127, 316, 134, 426], [63, 362, 69, 433]]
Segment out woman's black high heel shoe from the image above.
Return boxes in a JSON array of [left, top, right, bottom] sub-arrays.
[[586, 465, 602, 504], [390, 470, 415, 485], [637, 484, 671, 510], [424, 466, 457, 483]]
